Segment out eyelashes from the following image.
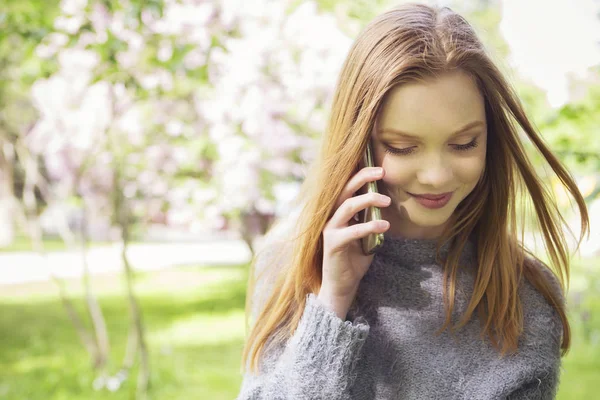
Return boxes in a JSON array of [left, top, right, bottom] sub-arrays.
[[383, 139, 479, 156]]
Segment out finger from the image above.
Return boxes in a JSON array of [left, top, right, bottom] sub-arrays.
[[329, 192, 391, 229], [334, 167, 384, 210], [331, 219, 390, 250]]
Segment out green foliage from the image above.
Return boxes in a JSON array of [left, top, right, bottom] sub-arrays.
[[0, 0, 61, 86], [540, 82, 600, 173], [0, 0, 60, 138], [314, 0, 394, 21], [464, 5, 510, 62]]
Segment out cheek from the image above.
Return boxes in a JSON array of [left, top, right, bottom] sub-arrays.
[[380, 156, 485, 188], [453, 157, 485, 186], [379, 158, 415, 187]]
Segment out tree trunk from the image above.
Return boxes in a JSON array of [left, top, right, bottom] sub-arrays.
[[80, 207, 111, 372], [120, 223, 150, 398], [0, 139, 16, 247]]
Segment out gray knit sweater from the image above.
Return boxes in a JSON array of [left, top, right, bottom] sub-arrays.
[[236, 233, 564, 399]]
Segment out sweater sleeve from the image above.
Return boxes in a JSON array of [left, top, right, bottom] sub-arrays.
[[236, 293, 370, 400]]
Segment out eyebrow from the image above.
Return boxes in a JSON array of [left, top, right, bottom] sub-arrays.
[[378, 120, 485, 139]]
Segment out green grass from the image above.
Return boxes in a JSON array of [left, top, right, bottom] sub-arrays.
[[559, 315, 600, 399], [0, 265, 248, 399], [0, 235, 112, 252], [0, 257, 598, 399], [558, 256, 600, 400]]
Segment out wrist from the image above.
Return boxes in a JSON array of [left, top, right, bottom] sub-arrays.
[[317, 288, 355, 321]]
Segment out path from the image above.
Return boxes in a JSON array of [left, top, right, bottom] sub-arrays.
[[0, 238, 253, 285]]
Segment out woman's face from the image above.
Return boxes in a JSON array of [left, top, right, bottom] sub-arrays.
[[371, 69, 487, 239]]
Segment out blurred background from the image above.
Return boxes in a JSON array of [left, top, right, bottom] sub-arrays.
[[0, 0, 598, 399]]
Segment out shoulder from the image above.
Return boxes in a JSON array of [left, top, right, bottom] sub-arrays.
[[253, 204, 302, 273], [521, 255, 565, 308], [519, 254, 564, 348], [249, 211, 300, 320]]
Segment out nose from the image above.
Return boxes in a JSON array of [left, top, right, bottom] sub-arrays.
[[416, 153, 453, 188]]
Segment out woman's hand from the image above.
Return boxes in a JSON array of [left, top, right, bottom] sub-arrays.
[[318, 166, 391, 319]]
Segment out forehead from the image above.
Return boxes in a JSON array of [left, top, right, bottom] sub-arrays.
[[376, 70, 486, 137]]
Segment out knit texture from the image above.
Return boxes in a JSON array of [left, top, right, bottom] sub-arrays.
[[237, 233, 564, 400]]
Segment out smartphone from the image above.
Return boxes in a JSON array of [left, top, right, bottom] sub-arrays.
[[357, 140, 385, 255]]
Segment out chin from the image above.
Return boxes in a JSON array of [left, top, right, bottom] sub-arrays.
[[390, 202, 446, 226], [405, 207, 453, 226]]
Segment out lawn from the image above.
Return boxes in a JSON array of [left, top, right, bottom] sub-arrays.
[[0, 235, 112, 252], [0, 257, 598, 399], [0, 264, 248, 400]]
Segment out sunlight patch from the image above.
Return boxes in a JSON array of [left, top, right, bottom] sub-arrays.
[[150, 310, 245, 346]]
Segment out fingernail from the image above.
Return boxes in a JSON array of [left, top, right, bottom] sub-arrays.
[[372, 167, 383, 176]]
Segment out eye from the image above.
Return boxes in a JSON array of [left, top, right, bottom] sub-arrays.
[[452, 139, 479, 151], [383, 145, 415, 156], [383, 139, 479, 156]]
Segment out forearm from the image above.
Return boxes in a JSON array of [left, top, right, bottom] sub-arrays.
[[236, 293, 370, 400]]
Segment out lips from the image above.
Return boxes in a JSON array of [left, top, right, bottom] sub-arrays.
[[408, 191, 454, 209], [408, 192, 453, 200]]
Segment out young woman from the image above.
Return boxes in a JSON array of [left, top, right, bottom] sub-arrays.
[[237, 3, 589, 399]]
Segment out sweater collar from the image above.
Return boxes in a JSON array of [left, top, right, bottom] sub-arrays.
[[373, 232, 477, 269]]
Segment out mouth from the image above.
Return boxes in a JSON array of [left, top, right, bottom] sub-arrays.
[[406, 191, 454, 209], [407, 191, 454, 200]]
